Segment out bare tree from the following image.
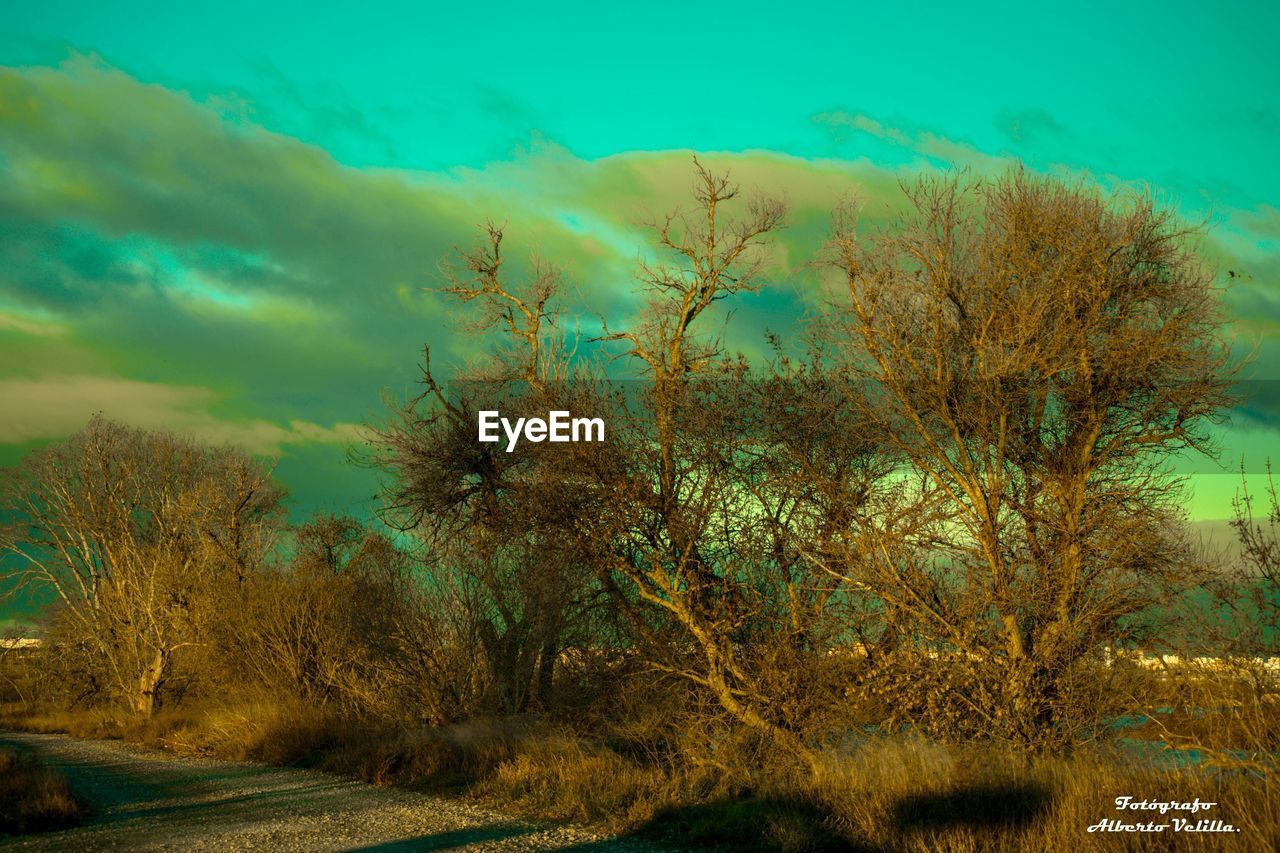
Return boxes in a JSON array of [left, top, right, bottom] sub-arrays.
[[0, 416, 286, 716], [824, 170, 1236, 744], [1228, 464, 1280, 655], [369, 225, 606, 715], [584, 161, 866, 767], [224, 514, 421, 717], [1146, 466, 1280, 767]]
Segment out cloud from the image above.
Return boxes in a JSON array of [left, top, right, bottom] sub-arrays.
[[0, 56, 1276, 486], [812, 109, 1010, 173], [994, 108, 1069, 146], [0, 59, 918, 403], [0, 307, 66, 337], [1236, 204, 1280, 243], [0, 375, 361, 454]]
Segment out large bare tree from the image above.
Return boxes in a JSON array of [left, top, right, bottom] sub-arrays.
[[0, 416, 286, 716], [587, 162, 884, 767], [824, 171, 1236, 744], [370, 226, 607, 715]]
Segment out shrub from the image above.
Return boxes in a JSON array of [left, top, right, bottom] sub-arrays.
[[0, 748, 87, 835]]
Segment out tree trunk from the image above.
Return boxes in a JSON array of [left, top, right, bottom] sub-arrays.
[[533, 638, 557, 709], [133, 648, 169, 717], [703, 651, 822, 776]]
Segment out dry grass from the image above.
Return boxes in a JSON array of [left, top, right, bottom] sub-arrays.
[[811, 739, 1278, 851], [0, 697, 365, 766], [3, 699, 1276, 850], [0, 748, 87, 835], [475, 734, 1280, 850], [481, 734, 677, 825], [0, 706, 125, 740]]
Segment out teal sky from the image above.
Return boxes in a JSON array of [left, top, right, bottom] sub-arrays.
[[1, 0, 1278, 566]]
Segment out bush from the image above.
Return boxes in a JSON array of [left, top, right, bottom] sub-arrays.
[[0, 748, 87, 835]]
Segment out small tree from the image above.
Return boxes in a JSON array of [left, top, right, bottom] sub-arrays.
[[370, 226, 606, 715], [1229, 465, 1280, 655], [227, 513, 418, 716], [0, 415, 286, 716]]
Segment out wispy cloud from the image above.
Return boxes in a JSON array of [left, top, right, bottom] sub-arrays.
[[0, 375, 360, 454]]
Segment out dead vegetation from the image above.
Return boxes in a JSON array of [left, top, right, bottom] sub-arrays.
[[0, 747, 87, 836], [1, 163, 1276, 848]]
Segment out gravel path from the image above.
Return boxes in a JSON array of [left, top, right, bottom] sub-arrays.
[[0, 731, 659, 852]]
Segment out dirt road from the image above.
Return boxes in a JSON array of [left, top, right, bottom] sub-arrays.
[[0, 731, 654, 851]]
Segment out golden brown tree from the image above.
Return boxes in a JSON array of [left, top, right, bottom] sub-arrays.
[[0, 416, 286, 716], [585, 162, 880, 768], [823, 170, 1236, 744], [370, 226, 607, 715]]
